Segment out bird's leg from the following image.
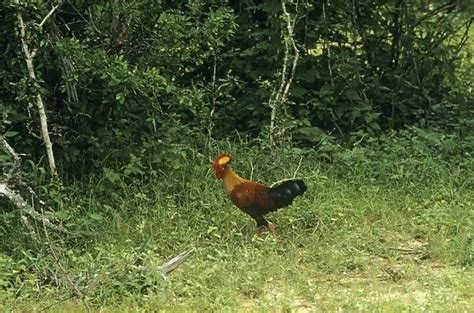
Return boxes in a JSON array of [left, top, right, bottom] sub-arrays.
[[256, 225, 266, 238], [255, 217, 268, 238], [267, 222, 278, 239], [255, 217, 277, 239]]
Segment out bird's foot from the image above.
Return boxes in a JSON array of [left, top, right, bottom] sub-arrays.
[[267, 222, 278, 239], [256, 225, 266, 238], [255, 223, 278, 240]]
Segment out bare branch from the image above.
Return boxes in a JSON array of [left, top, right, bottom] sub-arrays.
[[322, 0, 334, 86], [14, 0, 58, 178], [207, 53, 218, 143], [390, 0, 404, 68], [15, 1, 32, 59], [39, 5, 59, 28], [20, 214, 37, 239], [0, 184, 68, 234], [269, 0, 301, 145], [0, 136, 21, 181], [292, 155, 304, 178], [426, 0, 457, 17], [281, 1, 300, 103], [456, 17, 473, 54], [351, 0, 375, 70], [159, 248, 195, 302], [26, 123, 43, 140], [30, 48, 38, 59], [0, 137, 67, 235], [160, 248, 195, 275], [86, 6, 104, 35]]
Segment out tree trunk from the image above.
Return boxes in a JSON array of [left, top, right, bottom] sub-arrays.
[[269, 0, 300, 145], [15, 0, 58, 178]]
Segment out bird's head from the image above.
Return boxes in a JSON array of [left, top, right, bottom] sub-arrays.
[[211, 153, 232, 179]]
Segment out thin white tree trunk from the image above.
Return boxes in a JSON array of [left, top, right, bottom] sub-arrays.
[[322, 0, 334, 87], [269, 0, 300, 145], [15, 1, 58, 178]]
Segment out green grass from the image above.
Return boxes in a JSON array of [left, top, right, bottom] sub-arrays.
[[1, 138, 473, 311]]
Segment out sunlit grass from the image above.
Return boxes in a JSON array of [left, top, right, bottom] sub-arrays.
[[1, 139, 472, 311]]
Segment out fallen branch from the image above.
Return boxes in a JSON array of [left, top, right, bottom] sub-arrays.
[[0, 184, 67, 234], [159, 248, 195, 301], [160, 248, 195, 275], [0, 136, 67, 236]]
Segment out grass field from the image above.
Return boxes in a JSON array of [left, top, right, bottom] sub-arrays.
[[1, 136, 473, 311]]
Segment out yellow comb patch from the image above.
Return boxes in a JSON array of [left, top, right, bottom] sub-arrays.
[[218, 155, 231, 165]]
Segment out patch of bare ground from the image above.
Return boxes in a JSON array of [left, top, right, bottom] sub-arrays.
[[239, 237, 472, 311]]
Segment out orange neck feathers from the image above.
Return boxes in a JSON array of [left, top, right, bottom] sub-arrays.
[[223, 167, 247, 194]]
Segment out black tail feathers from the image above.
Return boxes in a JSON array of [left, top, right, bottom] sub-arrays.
[[269, 179, 307, 207]]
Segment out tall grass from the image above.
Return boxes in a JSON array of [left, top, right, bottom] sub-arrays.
[[1, 132, 473, 311]]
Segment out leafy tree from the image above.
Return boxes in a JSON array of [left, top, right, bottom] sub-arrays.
[[0, 0, 472, 176]]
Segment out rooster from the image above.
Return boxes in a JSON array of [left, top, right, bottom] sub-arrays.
[[211, 153, 307, 237]]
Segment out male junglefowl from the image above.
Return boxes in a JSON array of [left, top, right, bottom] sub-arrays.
[[211, 153, 307, 237]]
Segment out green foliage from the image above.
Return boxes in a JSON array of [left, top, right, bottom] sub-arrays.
[[1, 0, 472, 175], [0, 0, 473, 310], [1, 0, 239, 177], [0, 252, 40, 302], [288, 0, 474, 141]]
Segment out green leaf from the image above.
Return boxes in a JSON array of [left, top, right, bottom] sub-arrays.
[[115, 93, 125, 104], [3, 131, 19, 138], [344, 89, 361, 101], [87, 213, 104, 221]]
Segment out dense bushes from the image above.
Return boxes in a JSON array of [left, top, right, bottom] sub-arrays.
[[1, 0, 472, 178]]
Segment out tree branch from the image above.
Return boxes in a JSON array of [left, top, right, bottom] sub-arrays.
[[39, 5, 58, 28], [0, 137, 67, 235], [322, 0, 334, 86], [1, 136, 21, 182], [456, 17, 473, 54], [269, 0, 301, 145], [416, 0, 458, 27], [351, 0, 375, 70], [281, 1, 300, 104], [14, 0, 58, 178], [390, 0, 404, 68], [426, 0, 457, 18]]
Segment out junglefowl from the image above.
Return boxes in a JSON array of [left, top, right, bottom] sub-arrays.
[[211, 153, 307, 237]]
